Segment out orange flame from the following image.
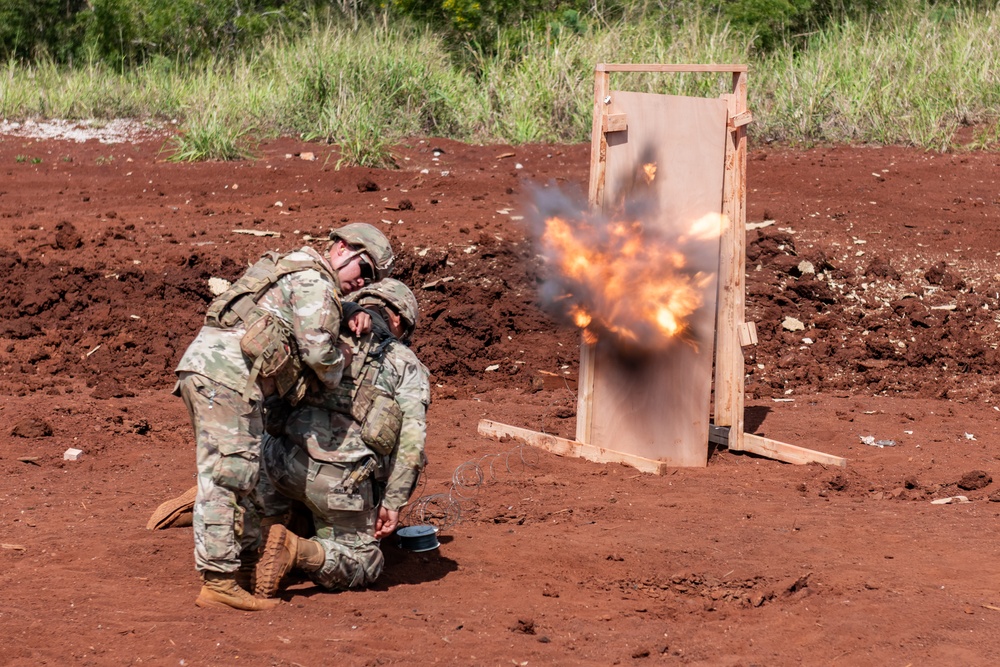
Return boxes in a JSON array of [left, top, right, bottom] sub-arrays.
[[642, 162, 657, 184], [541, 211, 725, 348]]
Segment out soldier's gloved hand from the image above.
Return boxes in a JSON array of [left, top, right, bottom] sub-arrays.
[[374, 506, 399, 539], [347, 310, 371, 335]]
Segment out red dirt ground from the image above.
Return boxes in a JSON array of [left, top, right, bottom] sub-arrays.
[[2, 128, 1000, 666]]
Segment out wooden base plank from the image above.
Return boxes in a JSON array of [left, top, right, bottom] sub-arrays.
[[478, 419, 669, 475], [741, 433, 847, 468]]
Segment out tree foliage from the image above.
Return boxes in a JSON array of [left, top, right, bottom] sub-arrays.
[[0, 0, 994, 67]]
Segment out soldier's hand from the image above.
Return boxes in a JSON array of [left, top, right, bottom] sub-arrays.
[[347, 310, 371, 335], [374, 506, 399, 539], [337, 341, 354, 367]]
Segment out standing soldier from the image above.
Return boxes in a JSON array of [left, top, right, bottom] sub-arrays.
[[174, 223, 394, 611], [254, 279, 430, 596]]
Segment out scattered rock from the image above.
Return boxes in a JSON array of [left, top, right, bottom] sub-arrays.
[[90, 378, 135, 400], [11, 418, 53, 438], [957, 470, 992, 491], [356, 178, 380, 192], [924, 261, 966, 290], [864, 255, 901, 280], [554, 406, 576, 419], [930, 496, 971, 505], [782, 316, 805, 332], [54, 221, 83, 249], [511, 619, 536, 635], [825, 473, 849, 491], [783, 573, 811, 595], [397, 198, 414, 210]]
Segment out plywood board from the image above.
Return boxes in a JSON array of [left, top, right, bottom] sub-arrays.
[[590, 91, 729, 467]]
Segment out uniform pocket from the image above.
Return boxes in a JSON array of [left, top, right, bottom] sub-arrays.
[[211, 453, 259, 493], [309, 461, 373, 513]]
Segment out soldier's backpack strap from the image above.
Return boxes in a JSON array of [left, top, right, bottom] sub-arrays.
[[205, 251, 339, 329], [203, 250, 341, 401]]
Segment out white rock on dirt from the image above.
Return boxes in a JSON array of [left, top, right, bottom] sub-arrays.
[[782, 316, 805, 332]]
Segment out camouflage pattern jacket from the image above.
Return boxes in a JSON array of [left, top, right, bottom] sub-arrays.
[[175, 247, 345, 400], [287, 329, 430, 512]]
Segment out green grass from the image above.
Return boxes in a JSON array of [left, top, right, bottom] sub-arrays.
[[2, 6, 999, 159], [163, 112, 255, 162]]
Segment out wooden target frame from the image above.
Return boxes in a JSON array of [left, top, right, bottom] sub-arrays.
[[479, 64, 844, 472]]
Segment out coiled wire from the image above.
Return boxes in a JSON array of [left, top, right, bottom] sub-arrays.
[[399, 443, 540, 531]]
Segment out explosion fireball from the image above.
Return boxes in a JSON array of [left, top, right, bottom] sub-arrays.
[[532, 166, 726, 351]]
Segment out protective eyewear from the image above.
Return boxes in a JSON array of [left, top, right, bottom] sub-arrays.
[[357, 254, 376, 286]]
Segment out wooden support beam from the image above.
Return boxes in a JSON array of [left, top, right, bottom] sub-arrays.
[[602, 113, 628, 133], [713, 70, 749, 453], [479, 419, 669, 475], [728, 111, 753, 129], [597, 63, 748, 73], [741, 434, 847, 468], [577, 67, 611, 446], [738, 321, 758, 347], [710, 426, 846, 467]]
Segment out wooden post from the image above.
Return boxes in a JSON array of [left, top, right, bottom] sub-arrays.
[[713, 70, 749, 451], [576, 66, 610, 445]]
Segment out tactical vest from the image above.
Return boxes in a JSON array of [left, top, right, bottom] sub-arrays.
[[311, 332, 403, 457], [204, 250, 342, 403]]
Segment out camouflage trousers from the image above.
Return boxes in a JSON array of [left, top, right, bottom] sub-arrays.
[[177, 372, 264, 574], [259, 434, 383, 589]]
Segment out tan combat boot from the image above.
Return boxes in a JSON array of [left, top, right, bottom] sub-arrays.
[[255, 526, 325, 597], [195, 571, 279, 611], [235, 552, 258, 592], [146, 486, 197, 530]]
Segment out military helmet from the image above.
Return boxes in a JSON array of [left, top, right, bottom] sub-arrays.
[[353, 278, 419, 335], [330, 223, 394, 279]]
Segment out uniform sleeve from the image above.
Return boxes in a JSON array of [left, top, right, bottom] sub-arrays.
[[381, 349, 431, 511], [282, 268, 345, 392]]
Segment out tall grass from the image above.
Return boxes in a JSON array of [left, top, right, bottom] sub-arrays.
[[755, 6, 1000, 148], [2, 5, 999, 159]]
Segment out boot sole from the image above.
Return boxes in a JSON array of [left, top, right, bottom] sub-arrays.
[[255, 525, 296, 598], [195, 592, 279, 612], [147, 485, 198, 530]]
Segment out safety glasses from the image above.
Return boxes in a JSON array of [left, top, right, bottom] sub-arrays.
[[357, 253, 376, 286]]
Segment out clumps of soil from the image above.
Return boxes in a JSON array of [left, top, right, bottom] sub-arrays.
[[511, 619, 537, 635], [956, 470, 992, 491], [356, 178, 380, 192], [864, 255, 901, 281], [924, 260, 966, 290], [90, 377, 135, 400], [745, 226, 1000, 400], [11, 417, 53, 438], [54, 221, 83, 250]]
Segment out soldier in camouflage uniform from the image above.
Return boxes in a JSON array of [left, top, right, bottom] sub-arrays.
[[174, 223, 394, 611], [254, 278, 430, 595]]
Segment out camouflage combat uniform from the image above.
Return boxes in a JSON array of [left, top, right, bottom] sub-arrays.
[[259, 321, 430, 589], [175, 246, 346, 575]]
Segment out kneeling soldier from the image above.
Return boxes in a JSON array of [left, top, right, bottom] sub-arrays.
[[255, 279, 429, 595], [174, 223, 393, 611]]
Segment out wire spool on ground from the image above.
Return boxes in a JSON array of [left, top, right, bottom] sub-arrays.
[[397, 525, 440, 552]]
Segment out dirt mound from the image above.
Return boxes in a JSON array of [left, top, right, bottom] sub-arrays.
[[3, 134, 1000, 665]]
